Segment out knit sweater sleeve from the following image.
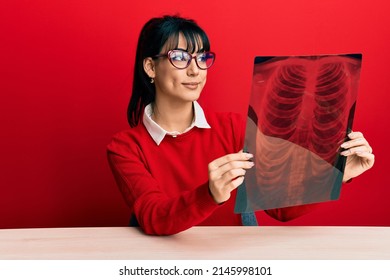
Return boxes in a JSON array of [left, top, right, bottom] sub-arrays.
[[107, 133, 219, 235]]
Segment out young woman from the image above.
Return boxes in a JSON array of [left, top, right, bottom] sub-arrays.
[[107, 15, 375, 235]]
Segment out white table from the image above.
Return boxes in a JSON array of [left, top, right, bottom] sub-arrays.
[[1, 226, 389, 259]]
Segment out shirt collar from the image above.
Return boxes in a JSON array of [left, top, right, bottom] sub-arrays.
[[143, 101, 211, 145]]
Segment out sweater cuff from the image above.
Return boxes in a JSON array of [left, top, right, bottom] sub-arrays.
[[196, 182, 221, 211]]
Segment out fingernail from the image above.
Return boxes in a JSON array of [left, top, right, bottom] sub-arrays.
[[248, 162, 255, 167], [341, 143, 348, 148], [245, 153, 254, 159], [348, 132, 355, 137]]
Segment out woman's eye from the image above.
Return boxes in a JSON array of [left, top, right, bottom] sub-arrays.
[[171, 53, 187, 61], [198, 55, 207, 62]]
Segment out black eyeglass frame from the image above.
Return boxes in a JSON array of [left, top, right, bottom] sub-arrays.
[[152, 49, 216, 70]]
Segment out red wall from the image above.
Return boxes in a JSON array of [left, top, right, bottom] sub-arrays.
[[1, 0, 389, 228]]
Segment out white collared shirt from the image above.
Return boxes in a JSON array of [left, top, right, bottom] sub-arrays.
[[143, 101, 211, 145]]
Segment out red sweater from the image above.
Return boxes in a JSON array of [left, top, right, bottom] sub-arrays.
[[107, 111, 316, 235]]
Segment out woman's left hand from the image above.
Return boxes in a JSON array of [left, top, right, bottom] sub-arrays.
[[340, 131, 375, 182]]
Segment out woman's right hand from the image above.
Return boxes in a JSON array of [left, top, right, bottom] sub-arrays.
[[208, 152, 254, 204]]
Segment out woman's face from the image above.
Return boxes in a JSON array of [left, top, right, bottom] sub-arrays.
[[148, 33, 208, 105]]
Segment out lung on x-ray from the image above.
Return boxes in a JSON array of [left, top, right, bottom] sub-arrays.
[[235, 54, 362, 213]]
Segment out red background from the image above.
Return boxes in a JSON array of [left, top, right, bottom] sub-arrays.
[[1, 0, 389, 229]]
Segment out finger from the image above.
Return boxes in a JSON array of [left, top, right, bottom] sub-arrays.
[[211, 175, 245, 204], [355, 150, 375, 157], [220, 174, 246, 193], [341, 131, 372, 151], [208, 152, 253, 171], [225, 167, 248, 181], [213, 168, 246, 186], [228, 175, 245, 191], [341, 137, 369, 149], [348, 131, 364, 139], [211, 160, 254, 178], [340, 146, 373, 156], [209, 160, 254, 182]]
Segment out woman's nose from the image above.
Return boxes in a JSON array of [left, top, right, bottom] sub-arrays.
[[187, 58, 200, 75]]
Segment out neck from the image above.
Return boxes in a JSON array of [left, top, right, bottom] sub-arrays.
[[152, 100, 194, 133]]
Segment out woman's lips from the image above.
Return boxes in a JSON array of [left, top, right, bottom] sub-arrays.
[[182, 82, 200, 89]]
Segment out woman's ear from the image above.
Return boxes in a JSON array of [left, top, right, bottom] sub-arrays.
[[143, 57, 156, 79]]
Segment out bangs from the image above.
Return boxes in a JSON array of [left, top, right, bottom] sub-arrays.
[[162, 26, 210, 53]]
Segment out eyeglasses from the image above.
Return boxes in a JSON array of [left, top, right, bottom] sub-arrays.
[[153, 50, 215, 70]]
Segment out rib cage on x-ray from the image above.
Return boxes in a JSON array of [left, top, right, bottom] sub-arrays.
[[235, 54, 362, 213]]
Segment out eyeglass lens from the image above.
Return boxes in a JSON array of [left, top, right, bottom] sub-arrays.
[[168, 50, 214, 69]]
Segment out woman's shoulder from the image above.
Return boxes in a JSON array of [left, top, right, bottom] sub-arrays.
[[107, 124, 148, 154], [110, 124, 146, 140]]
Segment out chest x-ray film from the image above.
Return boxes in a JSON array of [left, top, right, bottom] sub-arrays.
[[235, 54, 362, 213]]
